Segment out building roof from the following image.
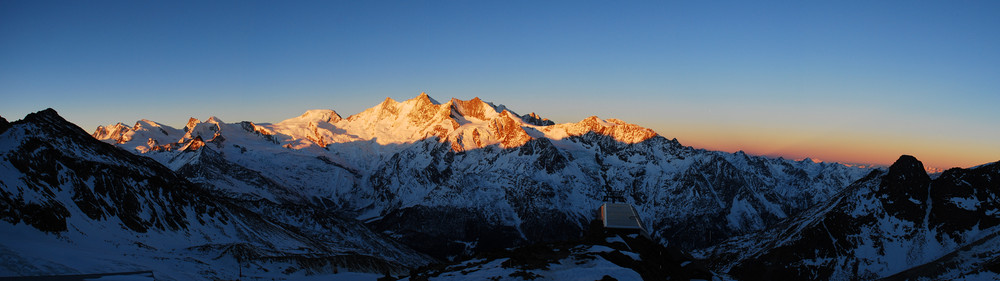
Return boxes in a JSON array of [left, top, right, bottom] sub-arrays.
[[600, 203, 643, 230]]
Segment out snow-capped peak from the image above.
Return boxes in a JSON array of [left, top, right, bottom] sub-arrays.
[[294, 109, 342, 123], [93, 122, 132, 143], [797, 157, 823, 164], [539, 115, 658, 144], [94, 93, 662, 152], [134, 119, 165, 131], [450, 97, 500, 121], [185, 117, 200, 132], [416, 91, 440, 105]]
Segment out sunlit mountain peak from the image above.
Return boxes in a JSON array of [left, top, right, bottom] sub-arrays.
[[94, 93, 661, 152]]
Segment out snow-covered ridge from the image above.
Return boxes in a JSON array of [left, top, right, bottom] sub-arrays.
[[1, 109, 431, 279], [94, 93, 659, 153], [89, 93, 875, 259], [92, 119, 184, 152], [699, 155, 1000, 280]]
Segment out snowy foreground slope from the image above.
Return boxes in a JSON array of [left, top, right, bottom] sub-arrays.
[[3, 93, 998, 280], [0, 110, 430, 280], [93, 93, 873, 259], [698, 155, 1000, 280]]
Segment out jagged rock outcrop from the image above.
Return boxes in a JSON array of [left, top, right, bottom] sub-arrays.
[[521, 112, 554, 126], [91, 122, 131, 143], [0, 115, 9, 134], [91, 93, 873, 261], [557, 116, 658, 144], [486, 111, 533, 148], [699, 155, 1000, 280], [0, 109, 431, 279], [449, 97, 497, 121]]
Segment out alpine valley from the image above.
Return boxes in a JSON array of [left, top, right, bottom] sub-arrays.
[[1, 93, 997, 280]]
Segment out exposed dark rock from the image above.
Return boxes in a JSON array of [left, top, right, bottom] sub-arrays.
[[705, 156, 1000, 280], [881, 155, 932, 225], [517, 138, 567, 173], [0, 115, 9, 134], [404, 220, 716, 281], [0, 109, 433, 276]]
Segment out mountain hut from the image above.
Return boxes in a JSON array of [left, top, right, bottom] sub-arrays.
[[599, 202, 644, 230]]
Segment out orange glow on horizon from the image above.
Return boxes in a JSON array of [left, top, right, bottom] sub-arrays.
[[652, 122, 999, 171]]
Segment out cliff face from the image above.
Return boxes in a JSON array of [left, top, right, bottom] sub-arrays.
[[0, 109, 431, 279], [87, 94, 872, 261], [701, 156, 1000, 280]]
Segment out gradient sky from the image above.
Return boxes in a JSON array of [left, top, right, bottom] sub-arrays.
[[1, 1, 998, 169]]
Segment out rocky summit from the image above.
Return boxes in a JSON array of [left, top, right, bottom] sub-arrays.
[[2, 94, 997, 280]]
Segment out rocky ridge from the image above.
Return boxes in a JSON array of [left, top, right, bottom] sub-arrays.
[[698, 155, 1000, 280], [0, 109, 431, 279], [91, 93, 873, 260]]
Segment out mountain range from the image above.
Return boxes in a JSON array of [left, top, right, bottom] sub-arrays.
[[0, 109, 429, 280], [698, 155, 1000, 280], [89, 93, 871, 256], [2, 93, 997, 280]]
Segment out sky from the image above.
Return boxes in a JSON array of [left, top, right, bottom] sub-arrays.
[[1, 0, 998, 169]]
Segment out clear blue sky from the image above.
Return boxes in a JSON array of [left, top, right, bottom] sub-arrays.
[[1, 0, 998, 168]]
